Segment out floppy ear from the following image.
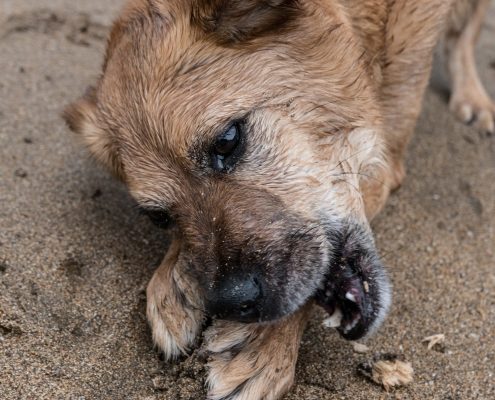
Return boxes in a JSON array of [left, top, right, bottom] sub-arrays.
[[63, 88, 124, 180], [193, 0, 300, 43]]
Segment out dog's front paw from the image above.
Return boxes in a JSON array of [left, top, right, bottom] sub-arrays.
[[147, 240, 204, 360], [449, 88, 495, 135], [204, 307, 310, 400]]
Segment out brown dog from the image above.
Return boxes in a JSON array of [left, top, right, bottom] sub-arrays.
[[64, 1, 494, 399]]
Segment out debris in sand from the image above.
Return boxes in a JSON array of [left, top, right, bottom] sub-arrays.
[[358, 353, 413, 391], [14, 168, 28, 178], [151, 375, 169, 390], [0, 259, 7, 273], [352, 342, 370, 354], [422, 333, 445, 350]]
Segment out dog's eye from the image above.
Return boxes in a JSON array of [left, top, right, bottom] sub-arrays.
[[215, 123, 240, 155], [212, 122, 242, 171], [140, 208, 172, 229]]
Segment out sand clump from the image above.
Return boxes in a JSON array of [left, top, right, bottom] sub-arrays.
[[358, 354, 414, 391]]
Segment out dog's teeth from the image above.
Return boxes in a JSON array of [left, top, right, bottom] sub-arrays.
[[363, 281, 369, 293], [343, 317, 359, 334], [345, 292, 357, 303], [323, 308, 342, 328]]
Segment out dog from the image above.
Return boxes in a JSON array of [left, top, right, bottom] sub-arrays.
[[64, 0, 494, 398]]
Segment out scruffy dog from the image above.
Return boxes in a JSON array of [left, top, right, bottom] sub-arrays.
[[65, 0, 494, 398]]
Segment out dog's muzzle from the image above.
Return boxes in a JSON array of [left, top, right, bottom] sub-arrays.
[[201, 219, 390, 334], [315, 223, 391, 340]]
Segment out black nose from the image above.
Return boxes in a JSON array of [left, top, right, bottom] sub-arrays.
[[206, 273, 263, 322]]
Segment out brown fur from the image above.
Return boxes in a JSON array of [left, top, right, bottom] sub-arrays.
[[64, 0, 493, 398], [192, 0, 301, 43]]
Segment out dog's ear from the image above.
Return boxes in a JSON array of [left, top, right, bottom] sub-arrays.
[[193, 0, 301, 43], [63, 87, 124, 180]]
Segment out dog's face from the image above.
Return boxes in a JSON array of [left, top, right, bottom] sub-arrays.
[[65, 0, 390, 339]]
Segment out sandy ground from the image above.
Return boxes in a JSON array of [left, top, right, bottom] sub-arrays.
[[1, 1, 494, 399]]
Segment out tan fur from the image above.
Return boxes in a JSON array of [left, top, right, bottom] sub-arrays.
[[205, 305, 310, 400], [146, 238, 204, 358], [446, 0, 495, 134], [64, 0, 493, 398]]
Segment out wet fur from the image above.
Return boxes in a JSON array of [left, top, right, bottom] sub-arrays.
[[65, 0, 493, 398]]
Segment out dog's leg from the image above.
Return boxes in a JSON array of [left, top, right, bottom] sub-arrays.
[[204, 305, 311, 400], [446, 0, 494, 134], [380, 0, 454, 188], [147, 238, 204, 359]]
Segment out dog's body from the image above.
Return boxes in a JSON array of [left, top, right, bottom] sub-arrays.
[[65, 0, 493, 398]]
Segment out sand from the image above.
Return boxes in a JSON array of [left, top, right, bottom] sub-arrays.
[[1, 1, 494, 399]]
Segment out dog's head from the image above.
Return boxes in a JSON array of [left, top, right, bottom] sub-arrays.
[[65, 0, 391, 340]]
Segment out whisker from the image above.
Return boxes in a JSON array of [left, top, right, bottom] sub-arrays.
[[330, 143, 379, 173], [329, 171, 392, 191]]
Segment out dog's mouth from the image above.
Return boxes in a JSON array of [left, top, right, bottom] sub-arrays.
[[314, 223, 391, 340]]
